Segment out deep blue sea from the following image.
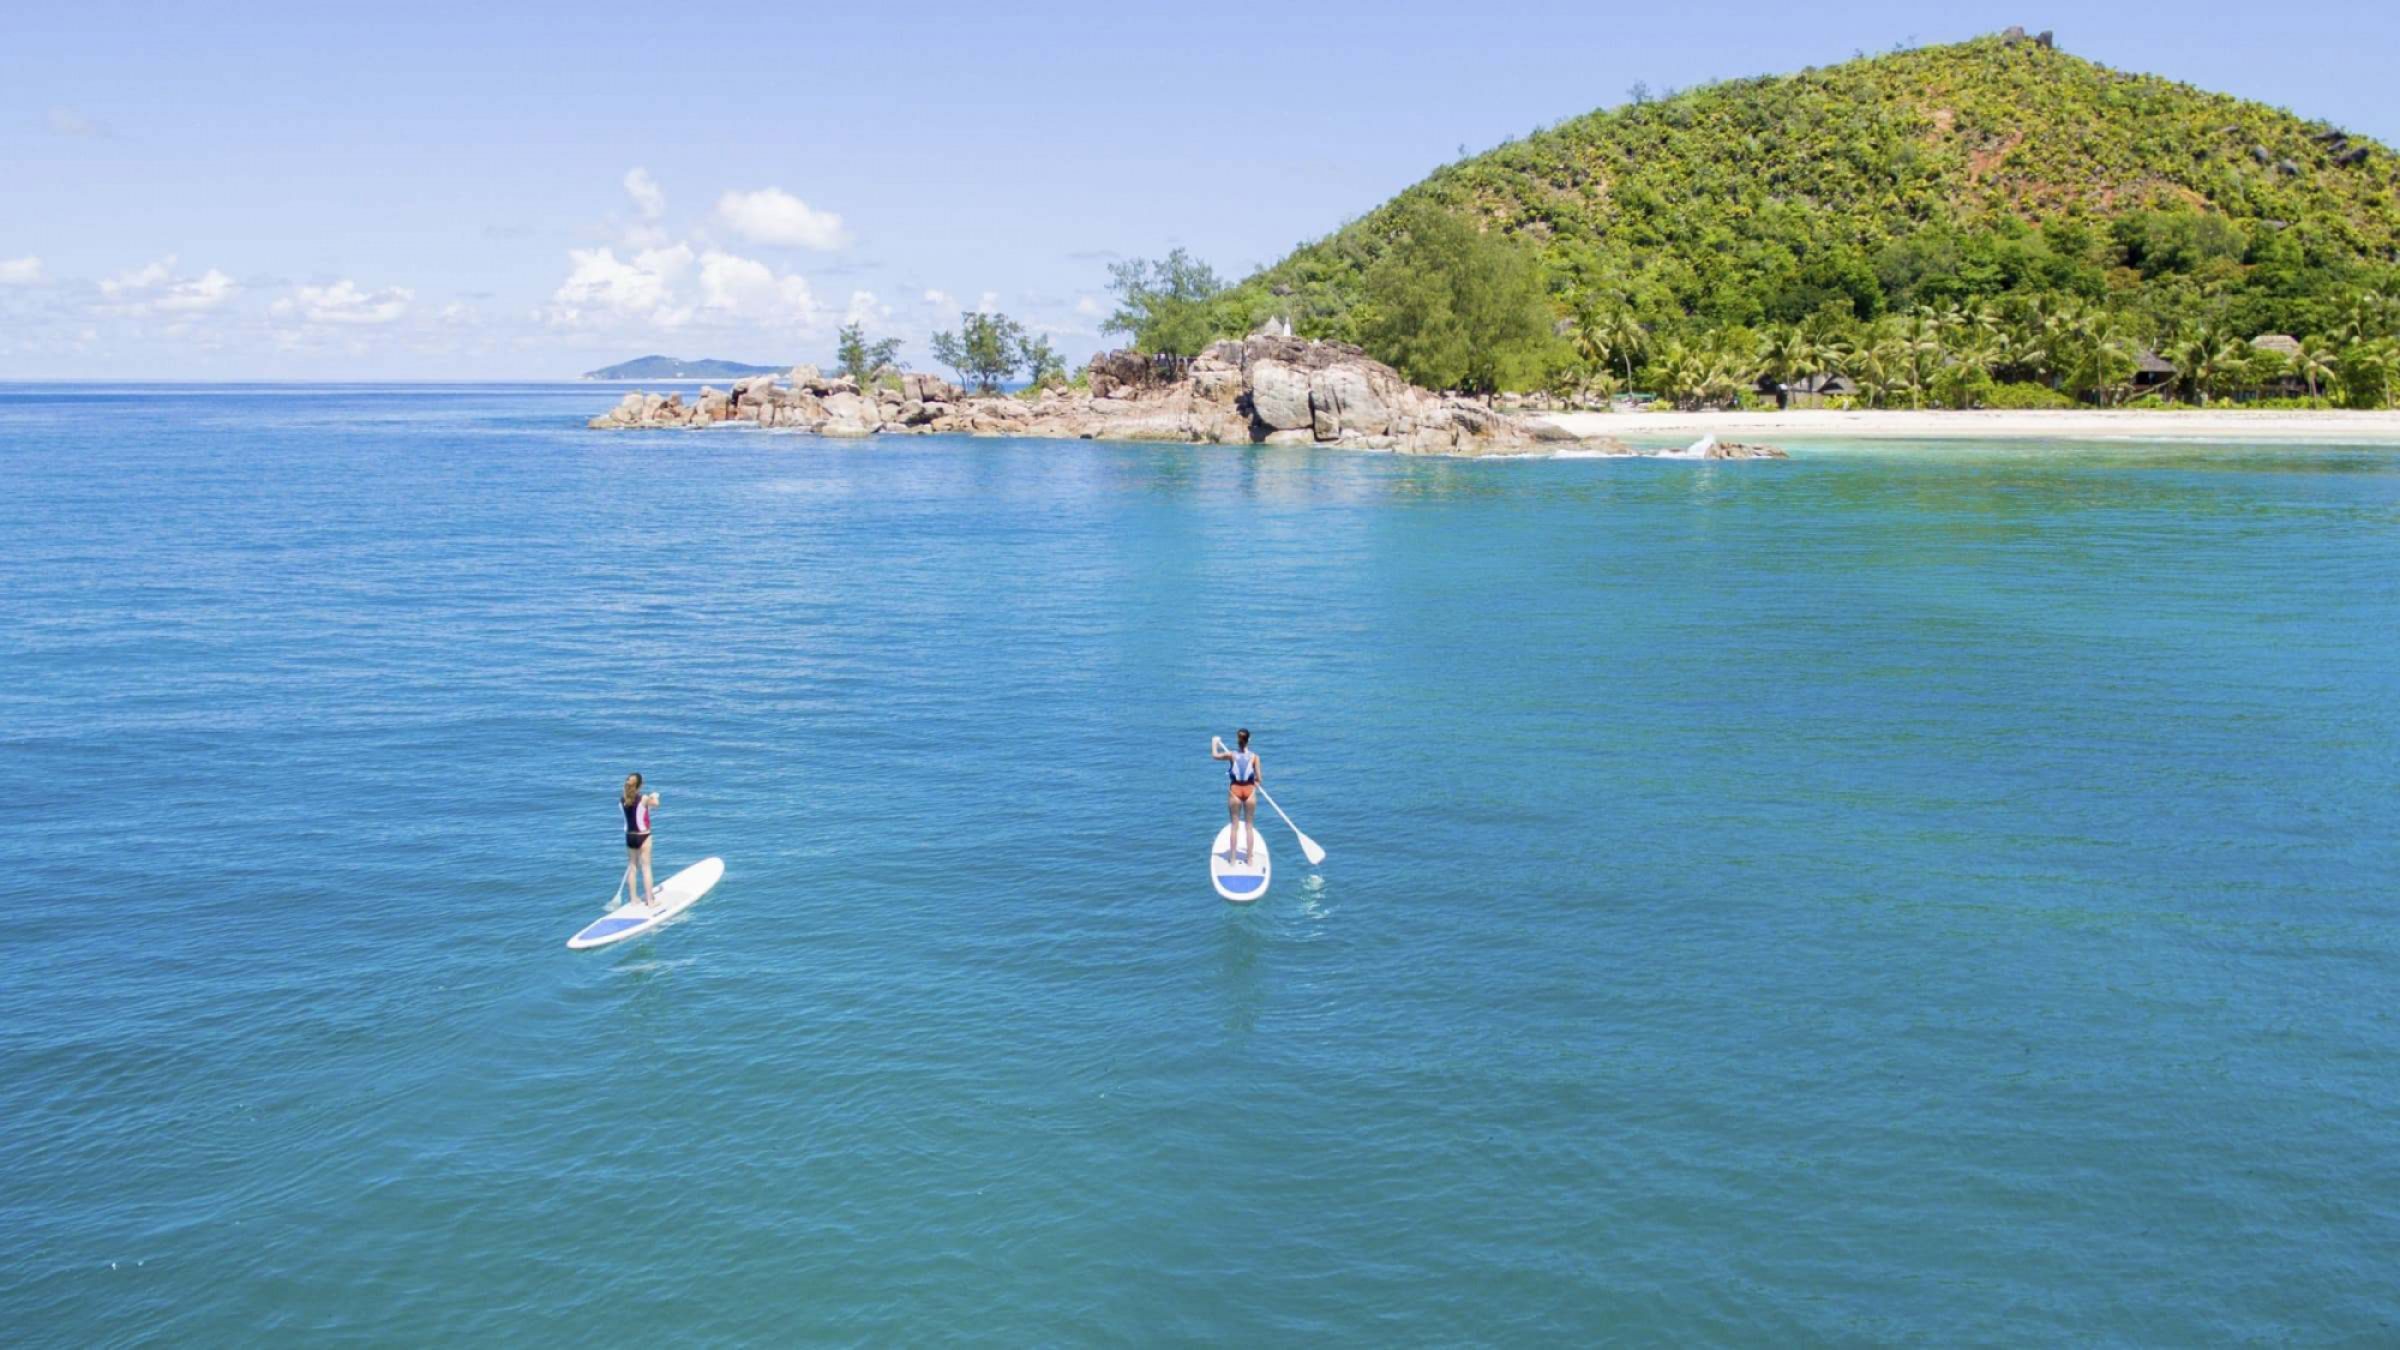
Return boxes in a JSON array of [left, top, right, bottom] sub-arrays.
[[5, 384, 2399, 1343]]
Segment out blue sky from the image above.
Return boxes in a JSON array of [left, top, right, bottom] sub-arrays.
[[5, 0, 2398, 379]]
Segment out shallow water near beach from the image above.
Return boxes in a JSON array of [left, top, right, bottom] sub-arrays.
[[5, 385, 2399, 1342]]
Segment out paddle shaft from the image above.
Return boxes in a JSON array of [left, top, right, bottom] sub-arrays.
[[1258, 785, 1299, 836], [1258, 786, 1324, 863]]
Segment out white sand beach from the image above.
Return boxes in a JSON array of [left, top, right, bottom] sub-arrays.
[[1537, 409, 2400, 445]]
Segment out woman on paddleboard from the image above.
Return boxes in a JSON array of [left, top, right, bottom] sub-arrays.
[[621, 773, 660, 909], [1214, 729, 1261, 864]]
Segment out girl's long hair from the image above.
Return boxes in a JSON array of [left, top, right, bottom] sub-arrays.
[[622, 773, 643, 807]]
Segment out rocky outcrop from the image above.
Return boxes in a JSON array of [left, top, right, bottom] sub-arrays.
[[1248, 358, 1314, 430], [1310, 364, 1391, 438], [588, 335, 1617, 457], [815, 391, 877, 436], [1084, 349, 1155, 399]]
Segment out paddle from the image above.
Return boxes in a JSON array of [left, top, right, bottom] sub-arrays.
[[1213, 735, 1328, 866], [1260, 787, 1328, 866]]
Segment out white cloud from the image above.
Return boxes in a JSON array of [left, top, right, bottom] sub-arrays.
[[545, 233, 821, 334], [1074, 295, 1102, 317], [101, 257, 175, 296], [272, 279, 414, 326], [156, 270, 240, 312], [0, 256, 42, 285], [623, 167, 666, 221], [843, 289, 889, 327], [48, 107, 106, 138], [696, 251, 774, 308], [697, 250, 818, 327], [546, 244, 695, 329], [98, 256, 239, 314], [547, 168, 834, 339], [975, 290, 1001, 315], [923, 288, 958, 313], [715, 188, 849, 250]]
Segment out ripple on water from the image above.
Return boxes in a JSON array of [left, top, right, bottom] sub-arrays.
[[2, 391, 2398, 1341]]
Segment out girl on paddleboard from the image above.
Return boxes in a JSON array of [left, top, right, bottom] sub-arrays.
[[1214, 729, 1261, 864], [620, 773, 660, 908]]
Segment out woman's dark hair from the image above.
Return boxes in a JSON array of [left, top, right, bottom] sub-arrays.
[[1236, 729, 1250, 747], [622, 772, 644, 807]]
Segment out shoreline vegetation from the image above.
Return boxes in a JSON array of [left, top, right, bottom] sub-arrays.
[[1098, 35, 2400, 418], [596, 32, 2400, 453], [594, 335, 1801, 458], [1218, 33, 2400, 417]]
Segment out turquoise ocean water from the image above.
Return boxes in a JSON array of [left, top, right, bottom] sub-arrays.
[[5, 385, 2398, 1342]]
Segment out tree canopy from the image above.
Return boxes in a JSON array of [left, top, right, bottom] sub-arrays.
[[932, 312, 1019, 393], [835, 323, 902, 386], [1356, 203, 1557, 394], [1104, 249, 1256, 357], [1121, 35, 2400, 405]]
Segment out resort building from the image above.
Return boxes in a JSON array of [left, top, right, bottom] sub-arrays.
[[1762, 372, 1858, 409], [2250, 334, 2308, 398], [2132, 350, 2178, 392]]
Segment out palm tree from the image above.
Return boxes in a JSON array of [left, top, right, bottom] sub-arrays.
[[2339, 337, 2398, 409], [2058, 314, 2136, 406], [2295, 335, 2340, 401], [2168, 324, 2251, 406], [1993, 308, 2054, 386], [1641, 335, 1754, 411], [1847, 327, 1915, 409], [1568, 291, 1650, 391], [1698, 339, 1759, 409], [1936, 327, 1998, 408], [1649, 339, 1697, 409], [1939, 300, 2001, 348], [1895, 310, 1946, 410], [1847, 340, 1890, 408], [2336, 290, 2394, 347], [1816, 331, 1859, 390], [2168, 328, 2217, 406], [1756, 324, 1813, 403]]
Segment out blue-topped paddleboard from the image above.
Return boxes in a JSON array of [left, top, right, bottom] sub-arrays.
[[1210, 824, 1270, 904], [568, 856, 724, 950]]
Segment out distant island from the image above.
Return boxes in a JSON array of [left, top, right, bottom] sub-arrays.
[[581, 355, 787, 381]]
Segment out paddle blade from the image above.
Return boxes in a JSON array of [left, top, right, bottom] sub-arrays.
[[1255, 785, 1325, 869]]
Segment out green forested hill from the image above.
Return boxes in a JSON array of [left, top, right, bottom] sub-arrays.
[[1131, 34, 2400, 406]]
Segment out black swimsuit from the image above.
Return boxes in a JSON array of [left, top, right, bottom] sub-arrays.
[[623, 798, 651, 849]]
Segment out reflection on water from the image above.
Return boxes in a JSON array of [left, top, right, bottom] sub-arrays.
[[1216, 908, 1263, 1035]]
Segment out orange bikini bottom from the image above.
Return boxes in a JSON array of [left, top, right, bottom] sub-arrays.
[[1229, 783, 1255, 802]]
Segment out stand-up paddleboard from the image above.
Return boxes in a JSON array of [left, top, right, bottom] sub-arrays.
[[568, 857, 725, 950], [1210, 824, 1270, 904]]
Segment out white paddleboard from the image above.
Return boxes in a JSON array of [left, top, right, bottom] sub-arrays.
[[1210, 824, 1270, 904], [568, 856, 725, 950]]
